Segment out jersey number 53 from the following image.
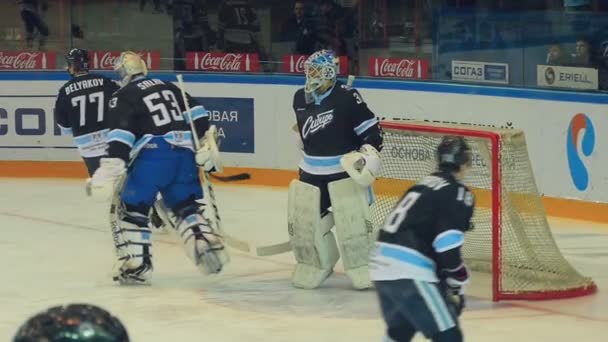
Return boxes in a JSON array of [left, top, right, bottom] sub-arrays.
[[143, 90, 183, 127]]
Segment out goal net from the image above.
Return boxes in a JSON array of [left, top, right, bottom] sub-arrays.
[[371, 121, 597, 301]]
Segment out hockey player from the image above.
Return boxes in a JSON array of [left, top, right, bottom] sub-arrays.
[[87, 51, 227, 284], [54, 48, 120, 177], [55, 49, 167, 233], [289, 49, 383, 289], [369, 136, 475, 342]]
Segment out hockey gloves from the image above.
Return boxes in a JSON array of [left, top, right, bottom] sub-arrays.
[[196, 125, 223, 173], [341, 144, 381, 187], [441, 264, 470, 316], [86, 158, 126, 201], [445, 285, 466, 316]]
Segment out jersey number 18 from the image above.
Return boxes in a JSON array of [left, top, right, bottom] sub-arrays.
[[382, 192, 421, 233]]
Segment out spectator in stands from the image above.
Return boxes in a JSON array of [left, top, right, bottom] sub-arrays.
[[282, 0, 317, 55], [563, 0, 592, 11], [598, 40, 608, 90], [218, 0, 261, 53], [571, 38, 596, 67], [140, 0, 163, 13], [314, 0, 347, 56], [546, 43, 568, 65], [599, 58, 608, 90], [171, 0, 215, 70], [18, 0, 49, 50]]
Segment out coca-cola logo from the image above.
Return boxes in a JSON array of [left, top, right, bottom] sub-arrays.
[[97, 52, 120, 69], [302, 110, 334, 138], [93, 52, 152, 69], [0, 52, 45, 69], [291, 55, 306, 72], [378, 59, 418, 78], [199, 53, 245, 71], [285, 55, 346, 74]]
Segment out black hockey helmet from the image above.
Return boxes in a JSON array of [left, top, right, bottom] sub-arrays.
[[66, 48, 90, 73], [436, 135, 471, 171], [13, 303, 130, 342]]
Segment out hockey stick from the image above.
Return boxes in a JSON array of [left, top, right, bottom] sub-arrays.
[[176, 74, 251, 253], [346, 74, 355, 89], [210, 172, 251, 182], [253, 75, 358, 257]]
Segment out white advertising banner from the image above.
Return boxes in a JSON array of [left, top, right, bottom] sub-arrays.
[[356, 87, 606, 203], [0, 92, 77, 161], [0, 75, 606, 204], [537, 65, 598, 90], [451, 60, 509, 84]]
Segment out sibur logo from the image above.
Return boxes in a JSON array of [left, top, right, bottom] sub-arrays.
[[567, 113, 595, 191]]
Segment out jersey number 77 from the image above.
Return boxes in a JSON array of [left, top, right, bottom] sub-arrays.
[[71, 91, 104, 126]]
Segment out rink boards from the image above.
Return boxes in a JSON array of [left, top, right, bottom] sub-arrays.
[[0, 71, 607, 221]]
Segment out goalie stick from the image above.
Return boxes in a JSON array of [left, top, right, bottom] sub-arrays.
[[210, 172, 251, 182], [176, 74, 251, 253]]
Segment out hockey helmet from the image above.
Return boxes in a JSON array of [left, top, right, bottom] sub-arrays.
[[66, 48, 89, 74], [304, 49, 338, 97], [113, 51, 148, 86], [436, 135, 472, 171], [13, 303, 129, 342]]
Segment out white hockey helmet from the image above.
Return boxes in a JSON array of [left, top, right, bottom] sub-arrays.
[[113, 51, 148, 86], [304, 49, 338, 96]]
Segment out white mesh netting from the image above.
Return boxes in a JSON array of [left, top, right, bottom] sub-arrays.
[[370, 122, 596, 300]]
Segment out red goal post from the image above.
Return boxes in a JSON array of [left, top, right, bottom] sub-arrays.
[[373, 121, 597, 301]]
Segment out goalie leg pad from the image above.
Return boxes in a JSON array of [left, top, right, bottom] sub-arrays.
[[288, 180, 339, 289], [329, 178, 375, 289], [112, 210, 153, 285], [175, 206, 229, 275]]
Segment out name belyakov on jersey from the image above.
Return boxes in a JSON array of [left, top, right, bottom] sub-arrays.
[[302, 109, 334, 138], [65, 78, 105, 95]]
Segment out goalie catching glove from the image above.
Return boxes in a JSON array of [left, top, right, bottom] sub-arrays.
[[86, 158, 126, 200], [195, 125, 223, 173], [340, 144, 381, 187]]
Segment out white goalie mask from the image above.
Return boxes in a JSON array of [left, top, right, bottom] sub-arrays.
[[113, 51, 148, 86], [304, 50, 338, 102]]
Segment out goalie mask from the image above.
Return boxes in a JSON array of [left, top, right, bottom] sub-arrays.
[[13, 303, 130, 342], [304, 50, 338, 104], [113, 51, 148, 86]]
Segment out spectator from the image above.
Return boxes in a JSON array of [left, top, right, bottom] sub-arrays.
[[563, 0, 592, 11], [171, 0, 215, 70], [599, 58, 608, 90], [282, 0, 316, 55], [140, 0, 163, 13], [598, 40, 608, 90], [18, 0, 49, 50], [218, 0, 261, 53], [571, 38, 596, 67], [546, 43, 568, 65], [315, 0, 347, 56]]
